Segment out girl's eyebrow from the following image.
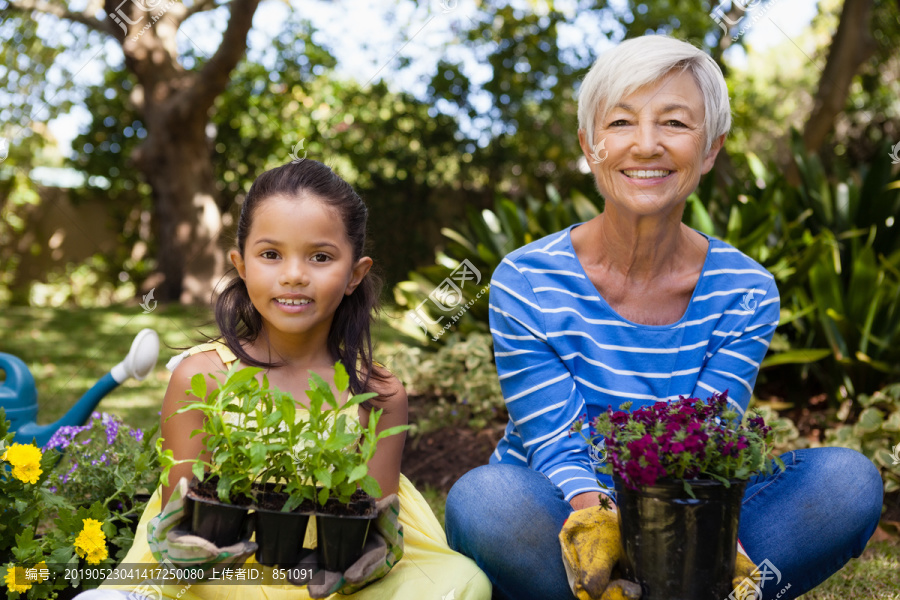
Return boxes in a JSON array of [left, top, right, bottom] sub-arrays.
[[252, 237, 338, 249]]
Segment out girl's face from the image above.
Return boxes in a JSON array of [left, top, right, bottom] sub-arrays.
[[230, 194, 372, 342]]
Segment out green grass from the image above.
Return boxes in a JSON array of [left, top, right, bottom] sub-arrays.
[[2, 305, 898, 597], [0, 303, 214, 431], [798, 540, 900, 599]]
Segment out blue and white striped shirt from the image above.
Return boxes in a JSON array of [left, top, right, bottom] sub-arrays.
[[488, 223, 780, 501]]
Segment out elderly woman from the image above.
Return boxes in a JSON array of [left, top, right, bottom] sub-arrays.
[[445, 35, 883, 600]]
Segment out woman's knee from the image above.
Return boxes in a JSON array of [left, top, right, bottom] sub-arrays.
[[801, 447, 884, 534], [815, 447, 882, 505]]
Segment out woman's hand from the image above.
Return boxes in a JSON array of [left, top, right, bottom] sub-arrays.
[[559, 505, 639, 600], [570, 491, 617, 512]]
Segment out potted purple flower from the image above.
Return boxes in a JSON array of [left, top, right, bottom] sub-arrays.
[[573, 392, 781, 600]]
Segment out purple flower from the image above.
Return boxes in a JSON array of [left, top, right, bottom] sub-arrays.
[[106, 419, 120, 445], [43, 424, 90, 451], [129, 429, 144, 443]]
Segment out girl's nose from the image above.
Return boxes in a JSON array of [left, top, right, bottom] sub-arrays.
[[279, 259, 308, 286]]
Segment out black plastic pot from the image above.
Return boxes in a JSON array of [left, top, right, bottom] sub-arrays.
[[315, 512, 375, 572], [255, 507, 313, 568], [614, 476, 747, 600], [188, 492, 254, 547]]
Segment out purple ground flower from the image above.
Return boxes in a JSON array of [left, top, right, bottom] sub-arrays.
[[105, 419, 120, 444]]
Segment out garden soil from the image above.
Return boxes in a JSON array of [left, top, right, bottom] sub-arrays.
[[401, 395, 506, 493]]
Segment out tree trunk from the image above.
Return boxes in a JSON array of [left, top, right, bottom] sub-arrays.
[[136, 110, 222, 304], [802, 0, 876, 152], [8, 0, 261, 303], [785, 0, 876, 183]]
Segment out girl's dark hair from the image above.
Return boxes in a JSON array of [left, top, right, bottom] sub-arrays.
[[214, 159, 388, 397]]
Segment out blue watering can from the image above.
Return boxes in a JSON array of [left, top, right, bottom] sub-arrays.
[[0, 328, 160, 447]]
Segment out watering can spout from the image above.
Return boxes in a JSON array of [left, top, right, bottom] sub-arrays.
[[9, 329, 160, 447]]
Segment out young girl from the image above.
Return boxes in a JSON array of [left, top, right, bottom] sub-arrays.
[[76, 160, 491, 600]]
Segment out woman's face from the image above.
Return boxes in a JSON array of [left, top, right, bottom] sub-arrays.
[[579, 69, 724, 224]]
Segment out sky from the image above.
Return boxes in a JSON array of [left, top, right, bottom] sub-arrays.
[[42, 0, 821, 161]]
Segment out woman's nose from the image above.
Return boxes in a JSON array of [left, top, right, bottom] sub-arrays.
[[631, 121, 663, 156]]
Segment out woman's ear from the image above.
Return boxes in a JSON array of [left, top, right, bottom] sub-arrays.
[[229, 249, 246, 280], [345, 256, 374, 296], [701, 133, 727, 174]]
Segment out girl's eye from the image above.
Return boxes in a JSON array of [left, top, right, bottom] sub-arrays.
[[261, 250, 279, 260], [312, 253, 330, 263]]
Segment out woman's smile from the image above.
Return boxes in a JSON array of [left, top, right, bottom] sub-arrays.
[[619, 169, 676, 185]]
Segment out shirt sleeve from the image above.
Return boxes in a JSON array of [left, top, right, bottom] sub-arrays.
[[692, 277, 780, 415], [489, 257, 606, 502]]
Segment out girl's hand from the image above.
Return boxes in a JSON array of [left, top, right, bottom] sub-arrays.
[[148, 477, 257, 575], [288, 494, 403, 596]]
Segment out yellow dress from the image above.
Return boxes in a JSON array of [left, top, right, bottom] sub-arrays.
[[102, 343, 491, 600]]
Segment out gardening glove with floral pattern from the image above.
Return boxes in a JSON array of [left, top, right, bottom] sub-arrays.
[[559, 505, 641, 600], [288, 494, 403, 598], [147, 477, 257, 577]]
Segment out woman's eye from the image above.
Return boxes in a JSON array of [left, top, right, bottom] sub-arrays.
[[667, 120, 686, 127], [261, 250, 279, 260], [609, 119, 628, 126]]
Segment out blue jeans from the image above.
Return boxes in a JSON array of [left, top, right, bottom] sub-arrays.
[[445, 448, 883, 600]]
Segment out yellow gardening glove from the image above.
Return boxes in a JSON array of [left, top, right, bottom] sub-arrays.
[[559, 506, 641, 600], [730, 542, 763, 598]]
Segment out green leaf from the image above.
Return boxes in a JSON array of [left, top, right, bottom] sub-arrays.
[[376, 425, 411, 440], [761, 349, 831, 368], [333, 361, 349, 392], [190, 373, 207, 400], [347, 465, 368, 483], [853, 408, 884, 434], [314, 468, 333, 489], [359, 475, 382, 498]]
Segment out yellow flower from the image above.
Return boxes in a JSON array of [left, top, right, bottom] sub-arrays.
[[3, 565, 32, 594], [1, 443, 43, 484], [74, 519, 108, 565], [32, 562, 49, 583]]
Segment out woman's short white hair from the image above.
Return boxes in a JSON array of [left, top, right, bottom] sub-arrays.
[[577, 35, 731, 157]]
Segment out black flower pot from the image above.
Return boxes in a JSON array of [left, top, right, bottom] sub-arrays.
[[188, 492, 254, 547], [614, 475, 747, 600], [255, 508, 313, 568], [315, 512, 375, 572]]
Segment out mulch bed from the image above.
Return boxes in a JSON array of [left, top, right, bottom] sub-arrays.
[[401, 394, 506, 494]]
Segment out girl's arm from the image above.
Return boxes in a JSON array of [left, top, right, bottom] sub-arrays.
[[159, 353, 222, 504], [358, 371, 408, 499]]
